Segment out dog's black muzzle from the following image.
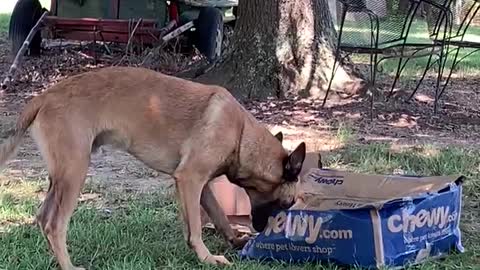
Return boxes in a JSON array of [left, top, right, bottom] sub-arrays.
[[251, 200, 295, 232]]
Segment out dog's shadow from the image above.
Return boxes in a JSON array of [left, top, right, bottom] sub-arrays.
[[1, 191, 365, 270], [0, 191, 237, 270]]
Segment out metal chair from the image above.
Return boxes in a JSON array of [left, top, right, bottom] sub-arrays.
[[386, 0, 453, 113], [325, 0, 453, 114], [412, 0, 480, 112], [324, 0, 433, 117]]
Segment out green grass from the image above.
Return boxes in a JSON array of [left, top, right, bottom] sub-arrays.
[[340, 16, 480, 76], [0, 13, 10, 34], [1, 140, 479, 270]]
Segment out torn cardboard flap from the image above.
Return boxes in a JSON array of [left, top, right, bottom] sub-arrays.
[[201, 152, 322, 233], [293, 168, 462, 211]]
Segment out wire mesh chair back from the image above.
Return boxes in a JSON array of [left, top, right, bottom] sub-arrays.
[[418, 0, 480, 43], [423, 0, 451, 37], [445, 0, 480, 42], [335, 0, 419, 49]]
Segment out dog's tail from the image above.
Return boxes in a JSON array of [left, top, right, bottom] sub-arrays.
[[0, 95, 43, 168]]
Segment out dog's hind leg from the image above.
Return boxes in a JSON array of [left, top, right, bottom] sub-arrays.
[[33, 126, 91, 270]]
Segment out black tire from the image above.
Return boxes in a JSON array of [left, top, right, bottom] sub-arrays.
[[193, 7, 224, 63], [8, 0, 44, 57], [229, 6, 238, 27]]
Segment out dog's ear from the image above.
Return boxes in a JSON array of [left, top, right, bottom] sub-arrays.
[[283, 142, 306, 182], [274, 132, 283, 143]]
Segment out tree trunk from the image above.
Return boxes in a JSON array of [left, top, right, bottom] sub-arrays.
[[398, 0, 410, 14], [454, 0, 463, 25], [196, 0, 366, 101]]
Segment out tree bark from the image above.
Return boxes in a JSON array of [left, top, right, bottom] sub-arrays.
[[196, 0, 366, 101], [398, 0, 410, 14]]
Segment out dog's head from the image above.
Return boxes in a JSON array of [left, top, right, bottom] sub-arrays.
[[240, 132, 306, 232]]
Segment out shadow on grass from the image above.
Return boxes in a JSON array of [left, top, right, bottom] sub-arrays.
[[245, 72, 480, 148], [0, 142, 479, 270], [0, 192, 232, 270], [0, 193, 345, 270]]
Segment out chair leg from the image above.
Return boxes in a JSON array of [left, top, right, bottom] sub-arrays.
[[387, 1, 421, 102], [322, 47, 341, 108], [367, 12, 379, 122], [386, 56, 406, 101], [322, 7, 348, 108], [438, 47, 460, 100], [369, 74, 375, 122], [434, 24, 450, 113], [369, 52, 379, 121], [433, 52, 446, 114], [407, 50, 436, 102]]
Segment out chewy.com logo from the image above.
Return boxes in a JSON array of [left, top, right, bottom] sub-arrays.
[[387, 206, 458, 233], [313, 176, 344, 186], [264, 211, 353, 244]]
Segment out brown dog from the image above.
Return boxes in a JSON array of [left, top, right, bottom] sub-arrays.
[[0, 66, 306, 270]]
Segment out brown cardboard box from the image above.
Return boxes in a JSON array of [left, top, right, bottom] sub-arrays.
[[293, 167, 459, 211], [201, 152, 322, 232], [201, 176, 253, 232]]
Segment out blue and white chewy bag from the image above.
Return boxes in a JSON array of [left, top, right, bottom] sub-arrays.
[[240, 169, 465, 269]]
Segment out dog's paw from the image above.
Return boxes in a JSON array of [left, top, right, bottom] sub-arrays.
[[204, 255, 232, 266], [231, 234, 251, 249]]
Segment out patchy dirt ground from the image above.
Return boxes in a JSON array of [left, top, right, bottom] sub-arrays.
[[0, 35, 178, 193], [1, 32, 480, 194]]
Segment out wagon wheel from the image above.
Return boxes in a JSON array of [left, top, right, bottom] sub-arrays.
[[193, 7, 224, 63], [8, 0, 45, 56]]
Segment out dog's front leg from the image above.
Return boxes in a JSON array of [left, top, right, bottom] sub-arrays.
[[201, 182, 251, 249], [174, 170, 232, 266]]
